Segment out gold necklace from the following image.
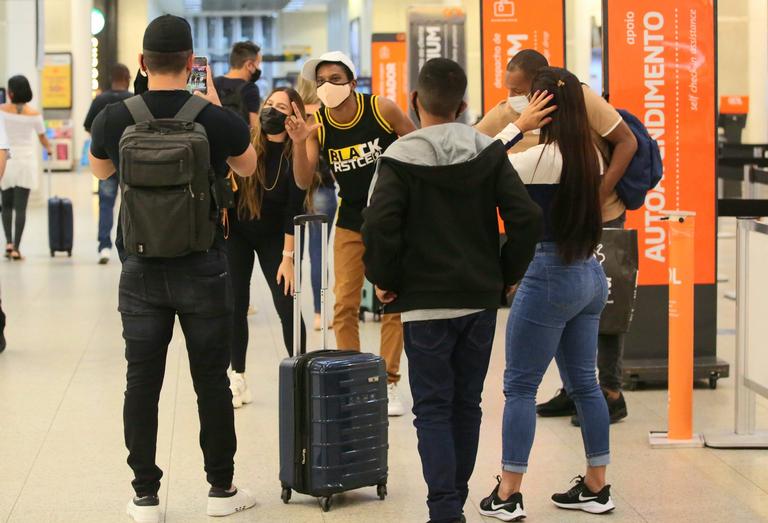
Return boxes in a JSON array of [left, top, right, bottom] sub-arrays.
[[264, 152, 286, 192]]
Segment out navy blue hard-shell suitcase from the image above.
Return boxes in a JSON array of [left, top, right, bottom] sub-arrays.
[[46, 167, 74, 257], [279, 214, 388, 512]]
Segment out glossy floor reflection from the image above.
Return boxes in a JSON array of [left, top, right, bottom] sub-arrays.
[[0, 173, 766, 522]]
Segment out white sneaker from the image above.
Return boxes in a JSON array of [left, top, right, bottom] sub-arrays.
[[387, 382, 405, 417], [99, 248, 111, 265], [207, 486, 256, 517], [126, 496, 160, 523], [229, 372, 252, 409]]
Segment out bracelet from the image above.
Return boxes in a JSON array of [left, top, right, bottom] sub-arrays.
[[282, 250, 294, 259]]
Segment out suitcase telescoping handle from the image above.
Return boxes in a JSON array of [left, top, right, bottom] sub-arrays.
[[293, 214, 330, 356]]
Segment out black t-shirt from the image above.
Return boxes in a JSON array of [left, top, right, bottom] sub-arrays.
[[83, 89, 132, 132], [213, 76, 261, 124], [231, 140, 306, 237], [90, 90, 251, 258]]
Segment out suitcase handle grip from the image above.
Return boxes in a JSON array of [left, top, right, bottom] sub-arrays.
[[294, 214, 330, 226], [293, 214, 330, 356]]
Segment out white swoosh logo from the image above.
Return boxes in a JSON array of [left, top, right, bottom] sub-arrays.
[[491, 501, 517, 511], [579, 493, 598, 502]]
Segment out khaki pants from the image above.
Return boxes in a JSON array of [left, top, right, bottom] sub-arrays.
[[333, 226, 403, 384]]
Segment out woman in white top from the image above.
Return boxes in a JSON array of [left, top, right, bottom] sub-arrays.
[[0, 75, 52, 260]]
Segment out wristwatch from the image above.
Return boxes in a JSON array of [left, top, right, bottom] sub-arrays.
[[282, 250, 294, 259]]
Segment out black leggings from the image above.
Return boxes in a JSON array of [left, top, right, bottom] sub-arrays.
[[227, 228, 306, 372], [2, 187, 31, 249]]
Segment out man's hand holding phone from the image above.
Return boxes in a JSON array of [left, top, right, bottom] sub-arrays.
[[193, 63, 222, 108]]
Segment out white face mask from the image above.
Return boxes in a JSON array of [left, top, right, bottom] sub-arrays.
[[317, 82, 351, 109], [508, 95, 530, 114]]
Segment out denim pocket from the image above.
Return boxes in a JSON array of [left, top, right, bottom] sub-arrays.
[[466, 311, 497, 349], [545, 265, 586, 311], [118, 271, 147, 314], [406, 321, 451, 351]]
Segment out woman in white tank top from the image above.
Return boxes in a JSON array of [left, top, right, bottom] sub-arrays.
[[0, 75, 52, 260]]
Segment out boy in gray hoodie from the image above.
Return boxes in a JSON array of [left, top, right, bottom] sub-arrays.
[[362, 58, 546, 523]]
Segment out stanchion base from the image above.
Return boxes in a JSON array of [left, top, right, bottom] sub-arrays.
[[704, 431, 768, 449], [649, 431, 705, 448]]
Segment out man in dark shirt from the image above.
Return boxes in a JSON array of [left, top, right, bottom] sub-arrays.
[[213, 41, 262, 127], [88, 15, 257, 523], [84, 63, 132, 265]]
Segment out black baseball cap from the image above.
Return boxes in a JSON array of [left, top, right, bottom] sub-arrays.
[[143, 15, 193, 53]]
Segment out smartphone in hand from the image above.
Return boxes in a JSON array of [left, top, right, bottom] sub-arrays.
[[187, 56, 208, 94]]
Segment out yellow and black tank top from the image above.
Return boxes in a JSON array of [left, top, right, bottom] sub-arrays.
[[314, 92, 398, 232]]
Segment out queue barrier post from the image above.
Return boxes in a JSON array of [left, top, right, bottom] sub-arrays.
[[649, 211, 705, 448], [704, 217, 768, 448]]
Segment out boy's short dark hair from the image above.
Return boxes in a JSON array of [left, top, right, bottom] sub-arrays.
[[229, 41, 261, 68], [316, 61, 354, 82], [416, 58, 467, 118], [8, 75, 33, 104], [142, 50, 193, 74], [110, 63, 131, 85], [506, 49, 549, 78]]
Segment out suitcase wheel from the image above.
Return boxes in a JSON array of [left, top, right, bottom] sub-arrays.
[[377, 484, 387, 500], [67, 251, 72, 257], [319, 496, 332, 512], [280, 487, 291, 504], [50, 251, 55, 258]]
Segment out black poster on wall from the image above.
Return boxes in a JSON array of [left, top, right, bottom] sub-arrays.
[[407, 6, 466, 93]]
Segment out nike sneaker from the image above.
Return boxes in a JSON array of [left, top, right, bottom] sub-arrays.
[[479, 476, 526, 521], [551, 475, 615, 514]]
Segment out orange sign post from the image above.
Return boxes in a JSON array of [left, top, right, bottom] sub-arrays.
[[480, 0, 565, 113], [650, 211, 704, 448], [603, 0, 719, 383], [371, 33, 408, 113]]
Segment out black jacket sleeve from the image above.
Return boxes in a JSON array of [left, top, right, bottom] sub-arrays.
[[361, 161, 408, 292], [496, 157, 543, 285]]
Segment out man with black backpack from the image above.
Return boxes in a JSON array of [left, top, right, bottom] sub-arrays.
[[88, 15, 257, 523], [214, 41, 263, 127]]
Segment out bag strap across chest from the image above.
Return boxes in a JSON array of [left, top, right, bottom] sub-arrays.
[[123, 94, 209, 124]]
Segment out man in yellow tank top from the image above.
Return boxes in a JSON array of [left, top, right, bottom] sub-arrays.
[[285, 51, 416, 416]]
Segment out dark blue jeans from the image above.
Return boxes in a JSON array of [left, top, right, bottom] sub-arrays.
[[404, 310, 496, 523], [119, 248, 236, 497], [503, 243, 609, 473], [98, 175, 119, 251], [309, 185, 337, 313]]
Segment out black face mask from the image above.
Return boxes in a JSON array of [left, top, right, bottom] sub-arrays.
[[260, 107, 288, 134], [250, 68, 262, 83]]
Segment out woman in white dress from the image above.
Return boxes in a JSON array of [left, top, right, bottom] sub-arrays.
[[0, 75, 51, 260]]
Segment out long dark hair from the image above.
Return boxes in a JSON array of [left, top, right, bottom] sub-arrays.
[[531, 67, 602, 263]]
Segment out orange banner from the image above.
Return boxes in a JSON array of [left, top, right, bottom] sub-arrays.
[[667, 214, 695, 440], [481, 0, 565, 113], [605, 0, 716, 286], [371, 33, 409, 113]]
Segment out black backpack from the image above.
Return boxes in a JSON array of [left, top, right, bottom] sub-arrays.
[[119, 95, 217, 257], [216, 79, 250, 123]]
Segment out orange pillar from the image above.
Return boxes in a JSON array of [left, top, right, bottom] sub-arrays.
[[667, 214, 696, 440]]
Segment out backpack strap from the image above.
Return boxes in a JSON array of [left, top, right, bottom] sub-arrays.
[[124, 95, 154, 123], [175, 95, 210, 122]]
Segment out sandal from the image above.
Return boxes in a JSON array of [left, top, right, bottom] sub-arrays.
[[4, 244, 12, 259], [10, 250, 23, 261]]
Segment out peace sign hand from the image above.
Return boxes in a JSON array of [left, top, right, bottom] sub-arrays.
[[285, 102, 322, 143]]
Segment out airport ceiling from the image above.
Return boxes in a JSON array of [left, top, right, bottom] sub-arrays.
[[183, 0, 331, 11]]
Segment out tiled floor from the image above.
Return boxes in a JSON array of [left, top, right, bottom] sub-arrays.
[[0, 172, 767, 523]]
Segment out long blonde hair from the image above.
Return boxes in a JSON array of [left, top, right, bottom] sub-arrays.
[[236, 87, 314, 220]]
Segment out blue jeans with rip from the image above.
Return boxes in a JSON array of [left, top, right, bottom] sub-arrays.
[[98, 175, 119, 251], [308, 185, 337, 313], [503, 243, 610, 473], [404, 309, 496, 523]]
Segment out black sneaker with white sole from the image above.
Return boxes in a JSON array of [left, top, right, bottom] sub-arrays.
[[126, 495, 160, 523], [551, 476, 615, 514], [479, 477, 526, 521]]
